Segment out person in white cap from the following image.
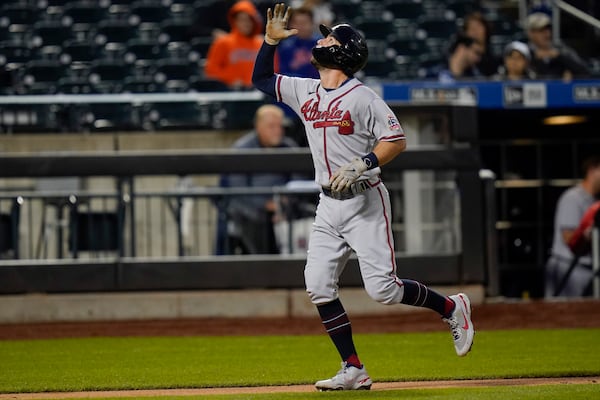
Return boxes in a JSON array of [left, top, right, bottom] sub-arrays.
[[526, 12, 589, 80], [494, 41, 535, 81]]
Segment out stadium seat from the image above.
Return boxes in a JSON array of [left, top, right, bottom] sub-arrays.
[[154, 58, 199, 92], [362, 60, 398, 79], [122, 75, 166, 93], [190, 36, 212, 59], [164, 41, 191, 60], [88, 59, 132, 93], [130, 0, 170, 24], [82, 103, 139, 131], [1, 4, 40, 26], [62, 39, 100, 63], [32, 20, 73, 47], [22, 60, 67, 94], [190, 77, 229, 92], [0, 42, 33, 68], [384, 0, 425, 20], [144, 102, 204, 130], [365, 39, 391, 63], [390, 37, 428, 58], [417, 17, 458, 39], [63, 2, 108, 25], [330, 0, 363, 21], [57, 76, 97, 94], [159, 18, 193, 43], [125, 38, 165, 65], [106, 3, 131, 21], [96, 20, 138, 45], [100, 42, 127, 60], [355, 18, 397, 41]]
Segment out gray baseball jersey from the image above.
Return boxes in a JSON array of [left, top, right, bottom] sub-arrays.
[[274, 75, 405, 186], [274, 74, 408, 305]]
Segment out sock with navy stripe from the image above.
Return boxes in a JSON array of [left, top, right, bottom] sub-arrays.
[[317, 298, 362, 368], [400, 279, 455, 318]]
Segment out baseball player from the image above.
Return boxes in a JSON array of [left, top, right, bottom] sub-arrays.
[[252, 4, 474, 391]]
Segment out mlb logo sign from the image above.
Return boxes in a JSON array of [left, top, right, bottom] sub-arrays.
[[387, 114, 401, 130]]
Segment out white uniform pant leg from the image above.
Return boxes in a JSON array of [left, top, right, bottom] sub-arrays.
[[305, 194, 353, 305], [343, 183, 405, 305]]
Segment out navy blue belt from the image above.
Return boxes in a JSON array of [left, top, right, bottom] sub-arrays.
[[321, 180, 370, 200]]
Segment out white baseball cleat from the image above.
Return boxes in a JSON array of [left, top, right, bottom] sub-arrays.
[[315, 361, 372, 391], [443, 293, 475, 356]]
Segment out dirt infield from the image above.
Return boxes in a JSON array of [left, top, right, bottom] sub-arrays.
[[1, 377, 599, 399], [1, 298, 599, 398]]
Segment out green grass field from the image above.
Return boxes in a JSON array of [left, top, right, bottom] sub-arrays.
[[1, 328, 599, 399]]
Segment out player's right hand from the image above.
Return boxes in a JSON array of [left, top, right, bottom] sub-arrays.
[[265, 3, 298, 45]]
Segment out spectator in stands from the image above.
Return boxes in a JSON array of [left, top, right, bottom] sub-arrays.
[[434, 33, 484, 83], [277, 7, 319, 78], [204, 1, 277, 89], [526, 12, 589, 80], [218, 104, 299, 255], [494, 41, 536, 81], [545, 156, 600, 297], [291, 0, 334, 28], [461, 11, 499, 77]]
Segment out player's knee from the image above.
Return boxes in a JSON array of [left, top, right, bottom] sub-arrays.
[[305, 267, 336, 304], [364, 279, 403, 305]]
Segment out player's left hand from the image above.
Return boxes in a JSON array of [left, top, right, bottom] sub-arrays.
[[330, 158, 368, 192]]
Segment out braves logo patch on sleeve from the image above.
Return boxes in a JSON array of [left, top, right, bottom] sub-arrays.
[[387, 114, 401, 131]]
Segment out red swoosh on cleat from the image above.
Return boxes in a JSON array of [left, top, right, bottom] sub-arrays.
[[459, 295, 470, 330]]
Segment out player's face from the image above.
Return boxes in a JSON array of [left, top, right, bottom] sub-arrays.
[[316, 34, 341, 48], [311, 34, 341, 69]]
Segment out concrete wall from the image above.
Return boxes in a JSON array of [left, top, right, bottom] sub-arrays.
[[0, 285, 485, 323]]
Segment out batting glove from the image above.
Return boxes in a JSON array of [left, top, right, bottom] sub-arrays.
[[330, 158, 369, 192], [265, 3, 297, 45]]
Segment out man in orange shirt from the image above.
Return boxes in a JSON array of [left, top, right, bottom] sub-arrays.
[[204, 0, 278, 89]]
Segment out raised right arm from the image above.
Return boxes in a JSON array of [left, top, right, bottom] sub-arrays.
[[252, 3, 297, 97]]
